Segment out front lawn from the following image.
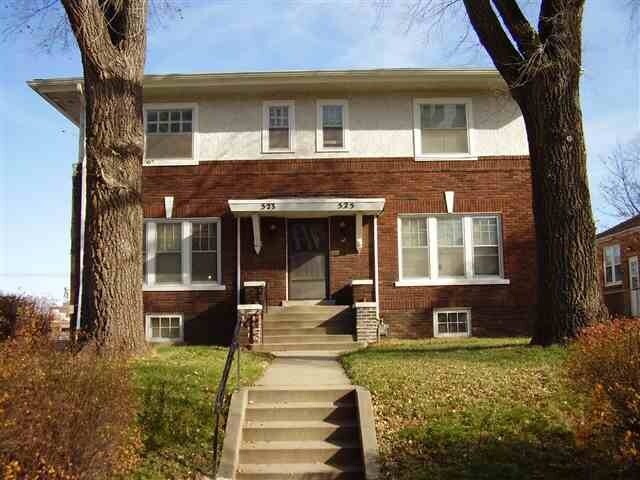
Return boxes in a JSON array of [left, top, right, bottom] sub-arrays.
[[342, 338, 617, 479], [131, 346, 269, 479]]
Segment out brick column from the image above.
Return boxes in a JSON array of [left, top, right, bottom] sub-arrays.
[[351, 279, 374, 303], [237, 304, 263, 345], [355, 302, 378, 343], [243, 281, 266, 307]]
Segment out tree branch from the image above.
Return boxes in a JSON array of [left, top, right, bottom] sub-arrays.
[[462, 0, 524, 86], [491, 0, 541, 58]]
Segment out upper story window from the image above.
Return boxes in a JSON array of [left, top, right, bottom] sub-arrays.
[[262, 101, 295, 153], [604, 244, 623, 285], [397, 214, 506, 286], [143, 218, 223, 291], [317, 100, 349, 151], [413, 98, 474, 160], [143, 103, 198, 166]]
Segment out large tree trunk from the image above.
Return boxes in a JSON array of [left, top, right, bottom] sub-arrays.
[[463, 0, 605, 345], [516, 69, 605, 345], [62, 0, 148, 353]]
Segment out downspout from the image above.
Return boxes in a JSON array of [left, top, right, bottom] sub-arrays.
[[76, 83, 87, 332], [236, 217, 241, 305], [373, 216, 380, 320]]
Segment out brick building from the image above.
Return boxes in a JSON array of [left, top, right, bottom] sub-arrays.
[[30, 68, 537, 345], [596, 215, 640, 317]]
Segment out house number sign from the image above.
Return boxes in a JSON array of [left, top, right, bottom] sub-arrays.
[[261, 202, 276, 210], [337, 202, 355, 209]]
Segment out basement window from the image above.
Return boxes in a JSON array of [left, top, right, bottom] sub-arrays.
[[145, 314, 183, 342], [433, 308, 471, 337]]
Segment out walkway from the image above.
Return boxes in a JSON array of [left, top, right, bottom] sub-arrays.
[[256, 351, 352, 387]]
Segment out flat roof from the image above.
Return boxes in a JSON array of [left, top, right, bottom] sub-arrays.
[[28, 67, 507, 126]]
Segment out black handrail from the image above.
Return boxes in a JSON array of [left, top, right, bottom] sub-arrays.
[[212, 312, 244, 471]]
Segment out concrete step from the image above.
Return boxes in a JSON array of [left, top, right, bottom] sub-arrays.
[[263, 326, 352, 335], [242, 420, 359, 442], [236, 462, 364, 480], [250, 342, 363, 353], [261, 334, 355, 344], [245, 402, 355, 422], [269, 305, 351, 314], [263, 318, 352, 328], [248, 388, 356, 404], [239, 440, 361, 464]]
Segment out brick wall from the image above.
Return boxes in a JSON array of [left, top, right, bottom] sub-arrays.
[[69, 155, 537, 344], [597, 228, 640, 316]]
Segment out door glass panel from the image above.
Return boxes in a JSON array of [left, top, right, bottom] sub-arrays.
[[288, 220, 328, 300]]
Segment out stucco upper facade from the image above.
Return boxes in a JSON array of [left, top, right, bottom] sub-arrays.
[[179, 92, 528, 162]]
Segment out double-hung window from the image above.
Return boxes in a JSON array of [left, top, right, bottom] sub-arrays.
[[413, 98, 473, 159], [317, 100, 349, 151], [397, 214, 507, 285], [143, 103, 198, 165], [604, 244, 623, 285], [263, 101, 295, 152], [143, 218, 223, 291]]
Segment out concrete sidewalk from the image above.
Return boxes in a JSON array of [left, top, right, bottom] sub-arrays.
[[256, 351, 352, 387]]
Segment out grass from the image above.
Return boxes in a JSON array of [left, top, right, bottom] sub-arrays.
[[130, 345, 270, 479], [341, 337, 619, 480]]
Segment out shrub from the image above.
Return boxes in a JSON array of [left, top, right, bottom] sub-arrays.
[[0, 337, 141, 479], [566, 318, 640, 470], [0, 293, 52, 341]]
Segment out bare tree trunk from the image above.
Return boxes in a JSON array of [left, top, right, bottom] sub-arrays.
[[462, 0, 606, 344], [62, 0, 148, 353], [517, 69, 605, 345]]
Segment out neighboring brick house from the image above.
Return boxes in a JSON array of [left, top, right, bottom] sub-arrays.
[[30, 68, 537, 344], [596, 215, 640, 317]]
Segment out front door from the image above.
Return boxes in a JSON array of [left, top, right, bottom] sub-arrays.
[[288, 219, 329, 300], [630, 256, 640, 317]]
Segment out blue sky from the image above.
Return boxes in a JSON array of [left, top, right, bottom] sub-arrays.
[[0, 0, 638, 302]]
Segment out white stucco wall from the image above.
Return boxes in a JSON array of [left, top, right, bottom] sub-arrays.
[[155, 92, 528, 162]]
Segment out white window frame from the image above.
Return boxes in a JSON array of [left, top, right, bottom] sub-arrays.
[[604, 244, 623, 286], [433, 308, 472, 338], [145, 313, 184, 343], [413, 97, 475, 161], [396, 214, 509, 287], [143, 102, 199, 166], [143, 217, 225, 291], [262, 100, 296, 153], [316, 99, 349, 152]]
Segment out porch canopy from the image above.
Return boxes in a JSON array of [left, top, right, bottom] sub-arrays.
[[228, 197, 385, 254]]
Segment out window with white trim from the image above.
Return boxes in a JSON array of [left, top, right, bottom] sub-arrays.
[[401, 217, 429, 278], [317, 100, 349, 151], [413, 98, 472, 158], [143, 218, 222, 290], [398, 214, 504, 283], [263, 101, 295, 152], [604, 244, 623, 285], [144, 104, 197, 164], [145, 314, 183, 342], [433, 308, 471, 337]]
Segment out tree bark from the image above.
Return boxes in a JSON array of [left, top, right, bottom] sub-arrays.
[[517, 70, 605, 345], [462, 0, 606, 344], [62, 0, 148, 353]]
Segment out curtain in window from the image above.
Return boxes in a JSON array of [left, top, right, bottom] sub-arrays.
[[322, 105, 344, 147], [156, 223, 182, 283], [401, 217, 429, 278], [438, 217, 465, 276], [269, 106, 290, 149], [421, 104, 468, 154]]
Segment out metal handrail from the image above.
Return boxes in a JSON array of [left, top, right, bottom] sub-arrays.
[[212, 313, 244, 471]]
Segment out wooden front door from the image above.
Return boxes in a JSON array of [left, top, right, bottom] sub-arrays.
[[287, 219, 329, 300]]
